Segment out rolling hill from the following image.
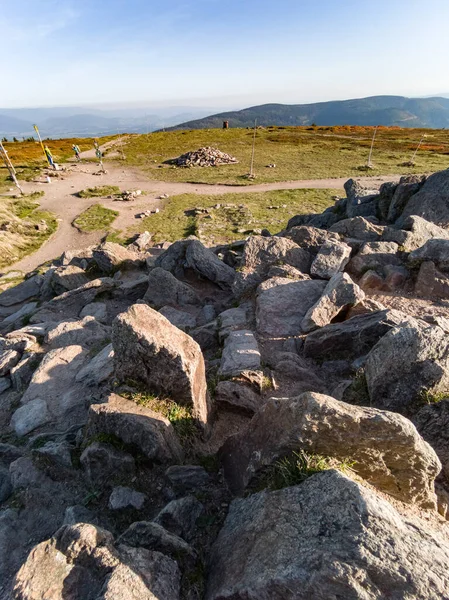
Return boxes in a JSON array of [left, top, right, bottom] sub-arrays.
[[167, 96, 449, 130]]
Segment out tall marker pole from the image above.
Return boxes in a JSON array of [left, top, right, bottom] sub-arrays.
[[411, 134, 427, 164], [250, 119, 257, 177], [0, 141, 24, 194], [367, 125, 378, 168], [33, 124, 51, 167]]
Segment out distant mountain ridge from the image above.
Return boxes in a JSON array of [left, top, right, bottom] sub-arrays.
[[167, 96, 449, 130]]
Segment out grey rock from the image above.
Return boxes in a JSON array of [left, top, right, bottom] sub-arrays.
[[347, 241, 400, 277], [86, 393, 184, 463], [221, 392, 440, 508], [45, 316, 111, 349], [0, 443, 23, 466], [329, 216, 385, 241], [385, 215, 449, 252], [0, 376, 11, 395], [0, 275, 42, 307], [215, 380, 262, 413], [144, 267, 200, 308], [32, 441, 73, 479], [184, 239, 239, 289], [9, 456, 49, 490], [75, 343, 114, 386], [217, 306, 248, 339], [12, 523, 181, 600], [80, 441, 135, 485], [118, 521, 197, 571], [153, 496, 203, 541], [397, 168, 449, 226], [387, 174, 425, 222], [219, 330, 261, 377], [159, 306, 197, 331], [304, 309, 410, 360], [113, 303, 209, 426], [92, 241, 141, 273], [30, 277, 115, 324], [51, 265, 89, 295], [267, 264, 310, 279], [206, 470, 449, 600], [239, 235, 311, 279], [310, 240, 352, 279], [10, 352, 42, 392], [256, 279, 326, 337], [409, 239, 449, 271], [165, 465, 210, 494], [109, 486, 146, 509], [79, 301, 108, 323], [414, 399, 449, 482], [0, 349, 16, 379], [10, 398, 50, 436], [0, 466, 12, 502], [284, 225, 340, 255], [63, 504, 98, 526], [302, 272, 365, 333], [365, 321, 449, 415], [0, 302, 37, 330]]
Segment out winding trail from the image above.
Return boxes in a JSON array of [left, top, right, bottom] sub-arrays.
[[4, 147, 403, 273]]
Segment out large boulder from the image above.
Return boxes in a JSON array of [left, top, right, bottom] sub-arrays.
[[219, 330, 261, 377], [239, 235, 311, 276], [144, 267, 200, 308], [284, 225, 340, 255], [44, 316, 110, 350], [365, 321, 449, 415], [220, 392, 440, 507], [155, 239, 235, 289], [301, 272, 364, 333], [409, 239, 449, 271], [414, 399, 449, 482], [0, 275, 42, 307], [50, 265, 90, 295], [347, 241, 400, 277], [397, 168, 449, 227], [86, 393, 184, 462], [12, 523, 181, 600], [309, 240, 351, 279], [206, 470, 449, 600], [344, 179, 379, 219], [304, 308, 410, 360], [329, 216, 385, 241], [256, 279, 326, 337], [112, 304, 209, 426], [92, 241, 141, 273], [10, 345, 88, 436], [384, 215, 449, 252], [30, 278, 115, 324]]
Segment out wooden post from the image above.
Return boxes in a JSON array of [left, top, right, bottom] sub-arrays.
[[367, 126, 378, 168], [0, 141, 24, 194], [250, 119, 257, 177], [411, 134, 426, 163]]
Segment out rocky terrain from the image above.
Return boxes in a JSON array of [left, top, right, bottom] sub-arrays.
[[1, 167, 449, 598]]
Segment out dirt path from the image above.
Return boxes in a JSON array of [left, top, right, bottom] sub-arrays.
[[4, 147, 403, 273]]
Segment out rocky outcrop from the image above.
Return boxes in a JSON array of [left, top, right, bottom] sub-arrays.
[[221, 392, 440, 507], [12, 523, 181, 600], [92, 241, 141, 273], [397, 168, 449, 227], [144, 267, 200, 308], [409, 239, 449, 271], [112, 304, 209, 426], [206, 470, 449, 600]]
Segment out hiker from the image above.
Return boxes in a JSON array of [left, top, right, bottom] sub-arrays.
[[95, 147, 103, 163], [44, 145, 55, 169], [72, 144, 81, 161]]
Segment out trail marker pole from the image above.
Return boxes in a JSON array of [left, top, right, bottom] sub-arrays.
[[117, 131, 125, 161], [367, 125, 378, 168], [411, 134, 427, 164], [33, 124, 51, 167], [250, 119, 257, 177], [0, 141, 24, 194]]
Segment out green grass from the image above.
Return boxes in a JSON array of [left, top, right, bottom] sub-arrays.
[[260, 450, 355, 491], [419, 389, 449, 404], [121, 126, 449, 186], [78, 185, 121, 198], [125, 390, 198, 445], [73, 204, 119, 232], [132, 188, 337, 245]]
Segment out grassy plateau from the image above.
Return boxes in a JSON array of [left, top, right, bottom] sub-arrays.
[[121, 125, 449, 185], [73, 204, 119, 232]]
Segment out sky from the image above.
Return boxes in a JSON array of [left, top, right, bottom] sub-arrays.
[[2, 0, 449, 108]]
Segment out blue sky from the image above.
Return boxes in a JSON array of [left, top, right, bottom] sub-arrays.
[[2, 0, 449, 108]]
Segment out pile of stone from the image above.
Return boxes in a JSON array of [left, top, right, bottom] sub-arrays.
[[118, 189, 141, 201], [166, 147, 238, 168]]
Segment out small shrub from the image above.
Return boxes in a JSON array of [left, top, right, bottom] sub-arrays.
[[419, 389, 449, 405]]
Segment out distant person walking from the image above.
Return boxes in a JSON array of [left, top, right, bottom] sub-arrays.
[[44, 145, 55, 169], [72, 144, 81, 161]]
